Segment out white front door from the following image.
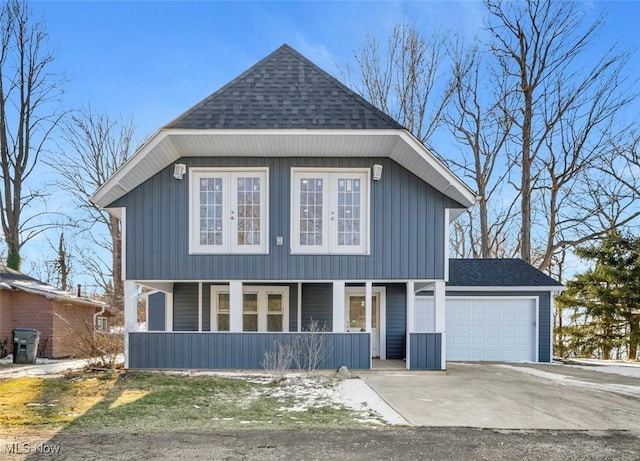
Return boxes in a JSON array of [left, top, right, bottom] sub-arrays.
[[347, 292, 380, 358]]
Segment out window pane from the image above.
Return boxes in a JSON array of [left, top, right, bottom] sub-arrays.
[[299, 177, 323, 246], [337, 177, 361, 247], [349, 296, 365, 329], [218, 314, 230, 331], [267, 314, 283, 332], [199, 177, 223, 246], [243, 314, 258, 331], [236, 176, 261, 246], [243, 293, 258, 312], [218, 293, 229, 313], [268, 294, 282, 313]]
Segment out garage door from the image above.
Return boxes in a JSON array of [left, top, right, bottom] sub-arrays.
[[414, 297, 537, 362]]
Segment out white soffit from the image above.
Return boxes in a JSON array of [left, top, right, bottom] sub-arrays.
[[91, 129, 478, 209]]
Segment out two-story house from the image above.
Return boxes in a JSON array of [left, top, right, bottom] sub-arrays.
[[92, 45, 562, 370]]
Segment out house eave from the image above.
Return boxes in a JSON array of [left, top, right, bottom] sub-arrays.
[[91, 128, 477, 210], [440, 285, 566, 292]]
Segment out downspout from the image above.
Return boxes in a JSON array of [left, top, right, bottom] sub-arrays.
[[93, 304, 106, 330]]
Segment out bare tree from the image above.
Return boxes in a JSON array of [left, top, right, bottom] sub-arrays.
[[484, 0, 637, 265], [0, 0, 64, 269], [444, 42, 519, 258], [49, 107, 136, 310], [343, 23, 456, 144]]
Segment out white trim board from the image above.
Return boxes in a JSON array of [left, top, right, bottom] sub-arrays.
[[92, 129, 478, 210]]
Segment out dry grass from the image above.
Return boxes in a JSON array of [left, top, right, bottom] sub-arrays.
[[0, 371, 383, 435]]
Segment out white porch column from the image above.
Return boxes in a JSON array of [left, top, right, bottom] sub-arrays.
[[332, 281, 346, 332], [123, 280, 139, 369], [434, 280, 446, 370], [229, 281, 243, 332], [197, 282, 203, 332], [406, 281, 415, 370], [297, 282, 302, 332], [165, 292, 174, 331], [365, 281, 373, 368]]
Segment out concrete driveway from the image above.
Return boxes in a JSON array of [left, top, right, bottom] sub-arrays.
[[361, 362, 640, 430]]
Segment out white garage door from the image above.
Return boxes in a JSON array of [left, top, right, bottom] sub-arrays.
[[414, 297, 537, 362]]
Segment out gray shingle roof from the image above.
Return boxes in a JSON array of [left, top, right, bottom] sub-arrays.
[[164, 44, 404, 130], [448, 259, 563, 287]]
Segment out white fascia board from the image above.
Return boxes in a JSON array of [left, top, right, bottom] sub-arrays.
[[91, 130, 176, 208], [91, 127, 479, 211], [396, 131, 479, 208], [131, 278, 447, 285], [442, 286, 566, 292]]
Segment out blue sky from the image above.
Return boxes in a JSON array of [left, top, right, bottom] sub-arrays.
[[32, 0, 639, 140], [19, 0, 640, 284]]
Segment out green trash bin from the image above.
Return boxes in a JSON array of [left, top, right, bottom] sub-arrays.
[[12, 328, 40, 364]]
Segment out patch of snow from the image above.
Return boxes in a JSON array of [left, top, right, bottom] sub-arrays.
[[0, 358, 88, 378], [334, 378, 409, 425], [563, 359, 640, 379], [497, 364, 640, 398]]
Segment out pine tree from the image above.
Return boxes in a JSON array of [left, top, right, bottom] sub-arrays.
[[556, 232, 640, 360]]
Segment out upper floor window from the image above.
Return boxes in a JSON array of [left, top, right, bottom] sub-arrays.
[[190, 168, 268, 254], [291, 168, 369, 254]]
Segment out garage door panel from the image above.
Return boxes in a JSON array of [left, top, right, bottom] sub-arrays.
[[445, 297, 536, 362]]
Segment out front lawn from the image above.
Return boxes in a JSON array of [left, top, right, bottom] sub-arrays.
[[0, 371, 384, 436]]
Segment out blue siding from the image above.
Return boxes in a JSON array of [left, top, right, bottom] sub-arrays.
[[385, 284, 406, 360], [301, 283, 333, 331], [128, 332, 370, 369], [445, 291, 553, 362], [147, 292, 166, 331], [409, 333, 442, 369], [173, 283, 198, 331], [113, 157, 458, 281]]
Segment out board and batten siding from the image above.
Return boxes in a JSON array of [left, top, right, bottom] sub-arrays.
[[110, 157, 460, 281], [173, 283, 198, 331], [383, 283, 406, 360], [445, 291, 552, 362], [128, 332, 371, 370], [147, 292, 166, 331], [299, 283, 332, 331]]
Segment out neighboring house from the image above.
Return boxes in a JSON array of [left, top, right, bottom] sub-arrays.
[[0, 266, 109, 358], [92, 44, 562, 370]]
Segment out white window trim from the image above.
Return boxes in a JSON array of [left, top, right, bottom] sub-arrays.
[[95, 316, 108, 332], [189, 167, 269, 255], [210, 285, 289, 332], [290, 167, 370, 255]]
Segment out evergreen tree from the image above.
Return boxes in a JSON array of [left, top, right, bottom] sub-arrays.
[[557, 232, 640, 360]]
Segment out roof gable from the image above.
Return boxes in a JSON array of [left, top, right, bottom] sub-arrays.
[[447, 259, 563, 288], [165, 44, 404, 130]]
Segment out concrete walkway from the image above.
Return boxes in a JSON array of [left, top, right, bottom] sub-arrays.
[[0, 358, 88, 378], [361, 362, 640, 430]]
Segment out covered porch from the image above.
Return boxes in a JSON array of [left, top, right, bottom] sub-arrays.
[[124, 280, 446, 370]]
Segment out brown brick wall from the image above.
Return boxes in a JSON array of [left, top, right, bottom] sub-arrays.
[[0, 289, 14, 353], [52, 301, 96, 358], [10, 291, 55, 357]]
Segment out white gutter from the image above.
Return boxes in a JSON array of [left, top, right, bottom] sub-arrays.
[[93, 304, 107, 330]]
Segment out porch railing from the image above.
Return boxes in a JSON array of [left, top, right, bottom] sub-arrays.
[[128, 331, 370, 370]]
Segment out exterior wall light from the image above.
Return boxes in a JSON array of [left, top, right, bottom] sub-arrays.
[[173, 163, 186, 180], [372, 164, 383, 181]]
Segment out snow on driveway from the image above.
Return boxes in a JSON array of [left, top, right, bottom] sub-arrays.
[[497, 364, 640, 398], [567, 359, 640, 379]]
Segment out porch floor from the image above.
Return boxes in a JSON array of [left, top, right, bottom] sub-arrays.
[[371, 359, 406, 370]]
